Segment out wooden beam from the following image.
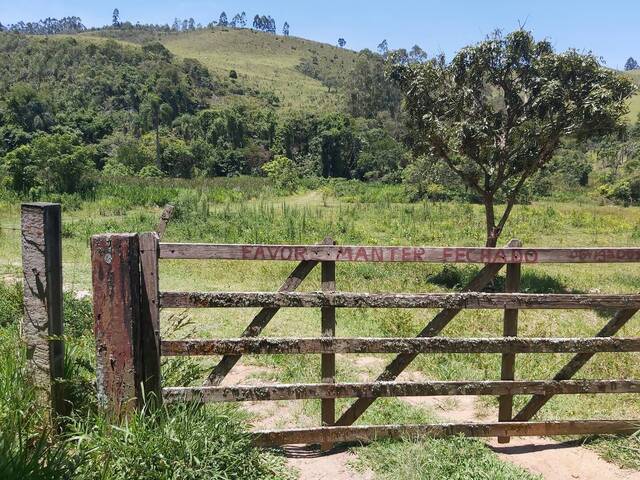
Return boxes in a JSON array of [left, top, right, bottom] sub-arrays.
[[204, 238, 333, 386], [159, 243, 640, 264], [162, 380, 640, 403], [21, 202, 65, 419], [161, 336, 640, 356], [91, 233, 142, 419], [320, 238, 336, 450], [514, 308, 639, 422], [499, 240, 522, 443], [139, 232, 162, 407], [252, 420, 640, 446], [160, 291, 640, 310]]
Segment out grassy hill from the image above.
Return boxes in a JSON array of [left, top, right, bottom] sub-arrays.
[[624, 70, 640, 122], [87, 27, 360, 112]]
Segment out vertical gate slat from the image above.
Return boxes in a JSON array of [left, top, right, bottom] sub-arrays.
[[139, 232, 162, 406], [321, 237, 336, 450], [498, 239, 522, 443]]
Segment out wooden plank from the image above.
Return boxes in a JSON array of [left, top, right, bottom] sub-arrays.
[[514, 308, 639, 422], [162, 380, 640, 403], [204, 238, 333, 386], [336, 248, 511, 427], [160, 243, 640, 264], [160, 291, 640, 310], [139, 232, 162, 407], [91, 233, 142, 419], [155, 204, 175, 239], [161, 336, 640, 356], [499, 241, 522, 443], [21, 203, 65, 419], [252, 420, 640, 446], [321, 240, 336, 449]]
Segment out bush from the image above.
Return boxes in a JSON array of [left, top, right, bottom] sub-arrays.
[[102, 158, 134, 177], [138, 165, 165, 178], [262, 155, 299, 191]]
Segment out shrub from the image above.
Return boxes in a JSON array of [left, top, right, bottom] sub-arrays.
[[102, 158, 134, 177], [138, 165, 165, 178], [262, 155, 299, 191]]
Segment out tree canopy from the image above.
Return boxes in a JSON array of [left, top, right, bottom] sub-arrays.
[[389, 30, 636, 246]]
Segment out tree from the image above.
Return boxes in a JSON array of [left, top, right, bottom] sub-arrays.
[[218, 11, 228, 27], [389, 30, 636, 246], [283, 21, 290, 36], [338, 38, 346, 48], [346, 50, 401, 118], [112, 8, 120, 28], [253, 15, 261, 30], [377, 39, 389, 56], [625, 57, 639, 71], [141, 94, 174, 169]]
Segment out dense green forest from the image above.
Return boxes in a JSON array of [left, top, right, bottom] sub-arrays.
[[0, 21, 639, 207]]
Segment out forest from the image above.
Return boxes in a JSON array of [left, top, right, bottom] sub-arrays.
[[2, 20, 638, 214]]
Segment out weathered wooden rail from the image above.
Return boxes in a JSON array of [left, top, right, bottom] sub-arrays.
[[90, 236, 640, 447]]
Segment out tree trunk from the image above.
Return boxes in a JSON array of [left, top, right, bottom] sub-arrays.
[[155, 120, 161, 169], [484, 196, 499, 247]]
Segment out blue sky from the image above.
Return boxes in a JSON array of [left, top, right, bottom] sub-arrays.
[[1, 0, 639, 69]]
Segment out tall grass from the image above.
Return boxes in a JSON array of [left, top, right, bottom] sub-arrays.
[[0, 284, 289, 479]]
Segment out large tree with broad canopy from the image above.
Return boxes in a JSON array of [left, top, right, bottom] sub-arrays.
[[389, 30, 635, 246]]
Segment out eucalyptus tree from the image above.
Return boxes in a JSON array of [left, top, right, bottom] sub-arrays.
[[389, 30, 635, 246]]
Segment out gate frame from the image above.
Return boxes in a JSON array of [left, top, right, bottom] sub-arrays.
[[90, 235, 640, 445]]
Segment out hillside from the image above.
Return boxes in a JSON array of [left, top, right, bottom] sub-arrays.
[[624, 69, 640, 121], [87, 28, 360, 112]]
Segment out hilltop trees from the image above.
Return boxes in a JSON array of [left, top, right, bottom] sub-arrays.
[[390, 30, 635, 246], [338, 38, 346, 48], [377, 39, 389, 56], [252, 15, 276, 33], [625, 57, 639, 71], [218, 12, 228, 27], [283, 22, 290, 36], [230, 12, 247, 28], [112, 8, 120, 27], [2, 16, 85, 34]]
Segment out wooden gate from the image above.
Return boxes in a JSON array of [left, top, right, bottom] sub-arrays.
[[91, 233, 640, 446]]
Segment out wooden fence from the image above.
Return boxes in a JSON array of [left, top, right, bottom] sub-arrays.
[[90, 235, 640, 446]]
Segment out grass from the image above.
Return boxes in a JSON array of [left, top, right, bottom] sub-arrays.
[[353, 436, 540, 480], [2, 176, 640, 477], [0, 262, 290, 479]]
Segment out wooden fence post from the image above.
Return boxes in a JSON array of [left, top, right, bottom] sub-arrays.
[[498, 239, 522, 443], [91, 233, 142, 418], [139, 232, 162, 405], [21, 203, 65, 419], [321, 237, 336, 450]]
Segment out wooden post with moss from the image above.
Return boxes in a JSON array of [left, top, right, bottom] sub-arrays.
[[498, 239, 522, 443], [21, 202, 65, 419]]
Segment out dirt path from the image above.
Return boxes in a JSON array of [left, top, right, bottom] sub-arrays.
[[222, 363, 374, 480], [228, 361, 640, 480]]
